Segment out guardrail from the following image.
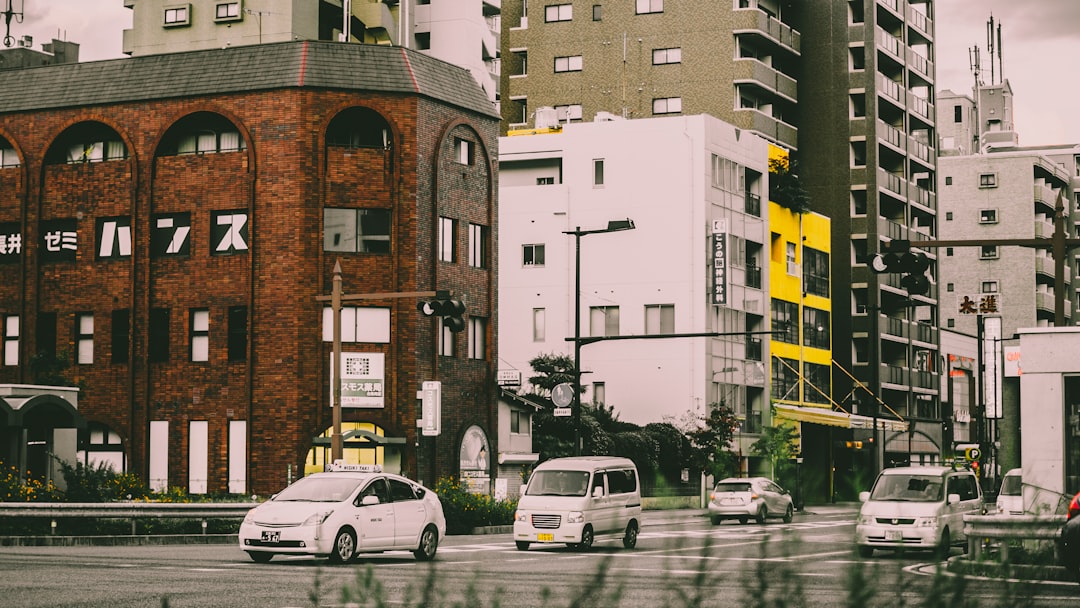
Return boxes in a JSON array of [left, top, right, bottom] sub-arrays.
[[964, 513, 1066, 561], [0, 502, 259, 536]]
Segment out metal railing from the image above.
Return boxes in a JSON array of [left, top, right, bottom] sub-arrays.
[[964, 513, 1065, 561], [0, 502, 257, 536]]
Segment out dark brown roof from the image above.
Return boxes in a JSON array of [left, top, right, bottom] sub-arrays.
[[0, 41, 498, 118]]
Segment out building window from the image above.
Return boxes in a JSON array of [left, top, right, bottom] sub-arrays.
[[593, 382, 606, 405], [321, 307, 391, 343], [554, 104, 583, 121], [511, 410, 530, 434], [523, 243, 545, 266], [636, 0, 663, 14], [439, 217, 457, 262], [164, 5, 190, 26], [947, 283, 954, 292], [537, 176, 555, 185], [946, 212, 953, 221], [804, 362, 831, 404], [593, 158, 604, 186], [803, 308, 830, 350], [76, 313, 94, 365], [982, 281, 999, 293], [36, 312, 56, 359], [711, 154, 739, 191], [545, 4, 572, 22], [803, 248, 830, 298], [945, 176, 953, 185], [190, 309, 209, 362], [979, 173, 997, 188], [454, 138, 473, 165], [468, 223, 490, 269], [2, 314, 18, 366], [979, 209, 998, 224], [468, 317, 487, 360], [324, 208, 391, 253], [177, 130, 244, 154], [228, 306, 247, 361], [533, 308, 546, 341], [593, 4, 601, 20], [652, 97, 682, 115], [771, 357, 798, 401], [946, 247, 954, 256], [590, 306, 620, 337], [149, 308, 170, 362], [954, 105, 963, 122], [770, 299, 799, 345], [438, 319, 455, 357], [652, 48, 682, 65], [111, 309, 129, 364], [645, 304, 674, 334], [947, 318, 955, 328], [980, 245, 999, 259], [554, 55, 583, 73], [215, 2, 242, 21]]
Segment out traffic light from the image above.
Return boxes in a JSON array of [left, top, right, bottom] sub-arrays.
[[417, 293, 466, 332], [869, 240, 931, 296]]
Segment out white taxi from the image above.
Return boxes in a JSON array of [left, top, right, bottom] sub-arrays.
[[239, 463, 446, 563]]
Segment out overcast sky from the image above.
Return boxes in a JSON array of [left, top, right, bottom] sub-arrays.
[[11, 0, 1080, 147]]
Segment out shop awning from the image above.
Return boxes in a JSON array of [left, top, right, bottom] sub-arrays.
[[774, 404, 908, 432]]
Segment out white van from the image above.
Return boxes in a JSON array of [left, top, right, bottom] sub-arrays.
[[995, 468, 1023, 515], [513, 456, 642, 551], [854, 465, 983, 557]]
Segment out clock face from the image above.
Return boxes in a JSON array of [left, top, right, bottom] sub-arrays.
[[870, 254, 890, 273]]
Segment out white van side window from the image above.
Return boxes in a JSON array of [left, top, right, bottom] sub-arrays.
[[608, 468, 637, 494]]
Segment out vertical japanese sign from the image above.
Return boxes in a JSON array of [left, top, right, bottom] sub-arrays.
[[332, 352, 385, 408], [0, 222, 21, 264], [711, 219, 728, 305], [421, 381, 441, 436]]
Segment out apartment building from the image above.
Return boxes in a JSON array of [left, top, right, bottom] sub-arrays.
[[121, 0, 501, 103], [798, 0, 941, 476], [499, 0, 801, 149], [0, 41, 499, 495], [498, 113, 774, 475]]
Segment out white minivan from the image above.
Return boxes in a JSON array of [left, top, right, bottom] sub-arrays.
[[513, 456, 642, 551], [854, 465, 983, 557]]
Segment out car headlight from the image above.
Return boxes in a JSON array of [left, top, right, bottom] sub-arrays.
[[242, 511, 255, 525], [858, 514, 873, 525], [567, 511, 585, 524], [915, 516, 937, 528], [515, 511, 528, 522], [303, 511, 333, 526]]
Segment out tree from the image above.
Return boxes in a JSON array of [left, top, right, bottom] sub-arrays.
[[683, 404, 741, 480], [526, 353, 578, 395], [750, 420, 800, 484], [769, 156, 811, 214]]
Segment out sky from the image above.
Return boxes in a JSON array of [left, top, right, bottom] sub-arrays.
[[9, 0, 1080, 147]]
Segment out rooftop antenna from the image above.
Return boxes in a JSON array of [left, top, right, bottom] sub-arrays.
[[986, 14, 995, 85], [2, 0, 24, 48], [996, 20, 1004, 83]]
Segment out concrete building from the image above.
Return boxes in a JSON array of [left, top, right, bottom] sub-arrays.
[[121, 0, 501, 103], [0, 36, 80, 71], [498, 113, 773, 474], [0, 41, 499, 495], [498, 0, 801, 149]]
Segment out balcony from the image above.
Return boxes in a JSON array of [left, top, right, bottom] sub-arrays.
[[878, 168, 905, 198], [733, 59, 799, 103], [1035, 218, 1054, 238], [732, 8, 801, 55], [908, 48, 932, 80], [911, 184, 936, 210], [875, 27, 902, 59], [907, 5, 933, 38], [877, 74, 905, 106], [878, 120, 904, 150], [733, 108, 799, 150]]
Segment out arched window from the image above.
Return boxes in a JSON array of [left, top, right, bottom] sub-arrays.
[[0, 137, 19, 168], [44, 122, 127, 165], [326, 107, 391, 149], [159, 112, 245, 157]]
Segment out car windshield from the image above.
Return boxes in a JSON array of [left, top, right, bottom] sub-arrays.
[[273, 476, 364, 502], [999, 473, 1022, 496], [525, 470, 591, 497], [869, 474, 943, 502], [714, 482, 752, 493]]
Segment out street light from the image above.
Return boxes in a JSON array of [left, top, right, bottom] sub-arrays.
[[565, 219, 636, 456]]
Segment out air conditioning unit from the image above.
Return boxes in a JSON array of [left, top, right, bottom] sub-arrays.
[[534, 107, 559, 129], [594, 111, 624, 122], [18, 35, 32, 48]]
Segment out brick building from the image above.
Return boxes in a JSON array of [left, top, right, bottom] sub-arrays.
[[0, 40, 499, 495]]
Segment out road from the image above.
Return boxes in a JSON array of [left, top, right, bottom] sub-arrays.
[[0, 510, 1075, 608]]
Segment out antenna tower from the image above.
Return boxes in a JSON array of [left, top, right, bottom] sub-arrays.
[[2, 0, 23, 48]]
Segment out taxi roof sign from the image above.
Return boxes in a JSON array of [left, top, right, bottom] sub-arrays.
[[327, 461, 382, 473]]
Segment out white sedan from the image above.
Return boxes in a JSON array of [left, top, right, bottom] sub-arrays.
[[239, 464, 445, 563]]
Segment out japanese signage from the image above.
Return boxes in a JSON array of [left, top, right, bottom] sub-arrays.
[[151, 213, 192, 257], [96, 216, 133, 259], [211, 210, 249, 255], [421, 380, 441, 436], [0, 222, 20, 264], [956, 293, 1000, 315], [332, 352, 385, 408], [711, 219, 728, 305]]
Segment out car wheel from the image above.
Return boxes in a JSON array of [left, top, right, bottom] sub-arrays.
[[247, 551, 273, 563], [739, 517, 748, 525], [515, 541, 530, 551], [576, 525, 595, 551], [936, 528, 951, 559], [623, 522, 639, 549], [413, 525, 438, 561], [710, 516, 722, 525], [328, 527, 356, 564], [783, 504, 794, 524], [756, 506, 767, 525], [857, 545, 874, 558]]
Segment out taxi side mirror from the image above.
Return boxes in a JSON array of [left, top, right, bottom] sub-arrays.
[[362, 495, 381, 506]]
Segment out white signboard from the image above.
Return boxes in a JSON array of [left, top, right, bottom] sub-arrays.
[[331, 352, 385, 408], [421, 381, 441, 436]]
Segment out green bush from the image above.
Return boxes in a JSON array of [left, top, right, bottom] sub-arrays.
[[433, 477, 517, 535], [0, 461, 62, 503], [58, 461, 152, 502]]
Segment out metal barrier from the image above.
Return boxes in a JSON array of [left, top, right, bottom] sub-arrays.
[[964, 513, 1065, 561], [0, 502, 258, 536]]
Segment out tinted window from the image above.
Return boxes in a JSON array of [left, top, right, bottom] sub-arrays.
[[389, 478, 419, 502], [870, 474, 944, 502], [999, 473, 1022, 496], [358, 478, 391, 504], [949, 474, 979, 501], [714, 482, 752, 493], [526, 470, 590, 496], [607, 469, 637, 494]]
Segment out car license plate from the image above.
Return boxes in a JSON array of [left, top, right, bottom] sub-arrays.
[[261, 531, 280, 543], [722, 498, 740, 505], [537, 533, 554, 542], [885, 530, 902, 541]]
